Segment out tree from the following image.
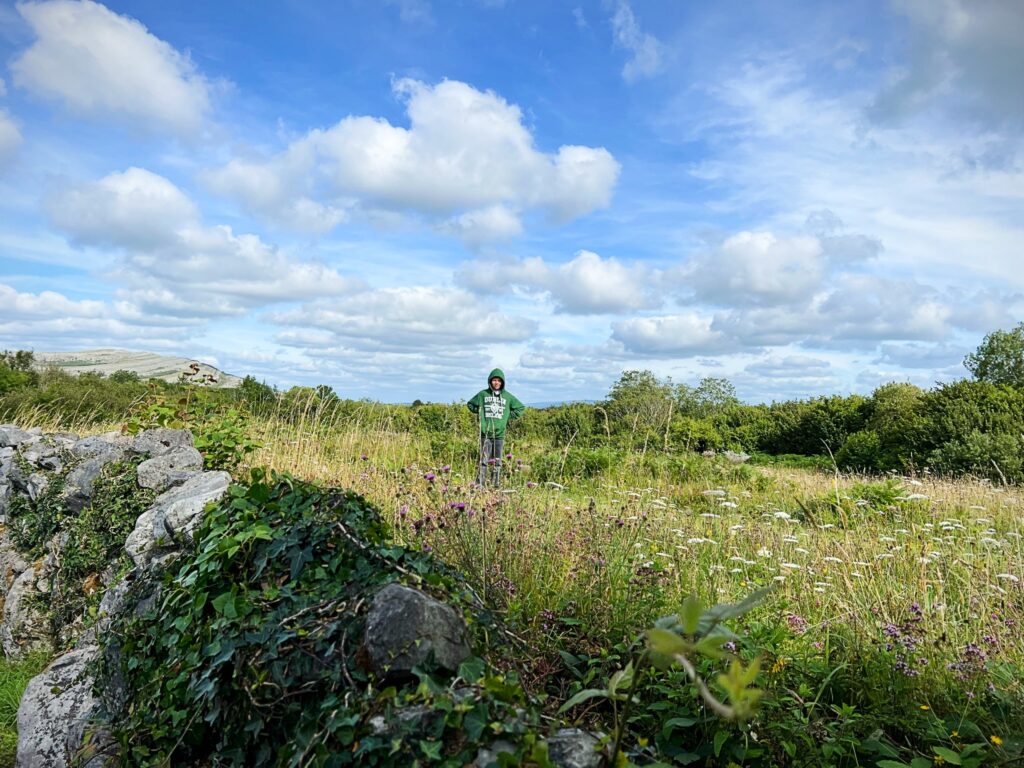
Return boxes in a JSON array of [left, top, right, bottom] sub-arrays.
[[965, 323, 1024, 388], [109, 369, 141, 384], [604, 370, 674, 446], [0, 349, 38, 393]]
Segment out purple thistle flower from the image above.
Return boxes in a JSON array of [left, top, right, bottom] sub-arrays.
[[425, 472, 436, 482]]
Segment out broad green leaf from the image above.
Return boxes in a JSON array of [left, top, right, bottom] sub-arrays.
[[933, 747, 962, 765], [681, 596, 702, 635], [557, 688, 608, 713], [646, 628, 689, 657]]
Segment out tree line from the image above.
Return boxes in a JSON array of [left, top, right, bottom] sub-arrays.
[[3, 323, 1024, 481]]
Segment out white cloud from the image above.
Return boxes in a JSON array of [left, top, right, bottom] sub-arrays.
[[270, 286, 537, 352], [12, 0, 213, 137], [203, 78, 620, 239], [0, 282, 200, 349], [611, 313, 730, 356], [0, 282, 106, 320], [874, 341, 968, 369], [609, 0, 665, 82], [457, 249, 659, 314], [870, 0, 1024, 127], [680, 231, 824, 307], [46, 167, 197, 249], [47, 168, 360, 317], [440, 205, 523, 247], [0, 111, 22, 165], [744, 354, 833, 380]]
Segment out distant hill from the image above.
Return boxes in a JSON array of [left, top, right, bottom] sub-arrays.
[[33, 349, 242, 388]]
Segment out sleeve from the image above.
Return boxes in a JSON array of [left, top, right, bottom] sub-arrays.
[[467, 390, 482, 413], [509, 394, 526, 420]]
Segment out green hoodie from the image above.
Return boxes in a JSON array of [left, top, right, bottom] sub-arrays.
[[467, 368, 525, 438]]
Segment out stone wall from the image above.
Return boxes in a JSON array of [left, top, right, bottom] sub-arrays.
[[3, 426, 600, 768]]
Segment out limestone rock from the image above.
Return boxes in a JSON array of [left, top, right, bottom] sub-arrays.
[[15, 646, 100, 768], [63, 446, 127, 514], [363, 583, 471, 677], [0, 425, 31, 448], [125, 471, 230, 568], [1, 563, 55, 657], [0, 531, 30, 590], [131, 428, 194, 458], [136, 447, 204, 492], [26, 473, 49, 503], [547, 729, 603, 768]]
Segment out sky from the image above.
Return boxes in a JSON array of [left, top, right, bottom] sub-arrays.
[[0, 0, 1022, 404]]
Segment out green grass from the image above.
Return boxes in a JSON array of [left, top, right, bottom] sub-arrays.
[[0, 653, 50, 768]]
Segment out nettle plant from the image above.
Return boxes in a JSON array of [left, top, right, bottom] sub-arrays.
[[125, 367, 259, 472], [560, 589, 769, 767]]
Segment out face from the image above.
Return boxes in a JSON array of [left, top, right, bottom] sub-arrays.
[[490, 377, 503, 390]]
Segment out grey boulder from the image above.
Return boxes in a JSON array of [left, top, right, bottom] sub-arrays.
[[15, 645, 100, 768], [132, 428, 194, 458], [63, 446, 128, 514], [547, 729, 604, 768], [136, 447, 204, 492], [2, 563, 55, 657], [125, 471, 230, 568], [0, 425, 32, 448], [363, 583, 471, 677]]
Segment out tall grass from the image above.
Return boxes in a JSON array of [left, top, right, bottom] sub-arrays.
[[0, 654, 49, 768], [244, 408, 1024, 736]]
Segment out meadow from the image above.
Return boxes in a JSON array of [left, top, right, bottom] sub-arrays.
[[2, 364, 1023, 765]]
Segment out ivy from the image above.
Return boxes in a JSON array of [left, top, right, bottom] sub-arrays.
[[99, 471, 545, 767]]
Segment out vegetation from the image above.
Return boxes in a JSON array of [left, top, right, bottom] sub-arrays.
[[0, 654, 49, 766], [2, 326, 1024, 765]]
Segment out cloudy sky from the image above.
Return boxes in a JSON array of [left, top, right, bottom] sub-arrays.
[[1, 0, 1022, 403]]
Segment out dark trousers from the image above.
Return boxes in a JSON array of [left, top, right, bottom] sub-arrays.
[[477, 435, 504, 486]]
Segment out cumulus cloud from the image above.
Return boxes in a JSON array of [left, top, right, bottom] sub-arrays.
[[12, 0, 213, 137], [869, 0, 1024, 127], [203, 78, 620, 240], [611, 312, 731, 356], [457, 250, 659, 314], [874, 341, 968, 369], [440, 205, 523, 246], [0, 282, 200, 348], [270, 286, 537, 352], [609, 0, 665, 82], [47, 168, 359, 318], [679, 231, 825, 307]]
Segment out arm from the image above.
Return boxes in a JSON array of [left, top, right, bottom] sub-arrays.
[[508, 393, 525, 420], [467, 390, 483, 413]]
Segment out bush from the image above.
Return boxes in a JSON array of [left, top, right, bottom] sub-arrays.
[[103, 473, 541, 767], [835, 430, 882, 471]]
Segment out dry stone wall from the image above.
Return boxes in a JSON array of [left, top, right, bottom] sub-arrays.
[[3, 425, 601, 768]]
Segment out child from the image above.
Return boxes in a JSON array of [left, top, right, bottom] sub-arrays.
[[467, 368, 525, 486]]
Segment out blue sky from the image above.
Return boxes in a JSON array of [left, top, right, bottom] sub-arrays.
[[0, 0, 1022, 403]]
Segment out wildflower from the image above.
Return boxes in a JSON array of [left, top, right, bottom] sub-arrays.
[[991, 735, 1003, 746], [441, 465, 451, 473], [424, 472, 436, 482], [526, 481, 537, 488], [360, 453, 368, 461], [919, 704, 930, 710]]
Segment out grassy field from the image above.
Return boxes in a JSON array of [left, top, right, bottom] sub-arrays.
[[2, 403, 1022, 764]]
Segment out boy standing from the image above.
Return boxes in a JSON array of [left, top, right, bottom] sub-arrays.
[[467, 368, 525, 486]]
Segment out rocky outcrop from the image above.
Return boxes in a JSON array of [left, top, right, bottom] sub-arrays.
[[15, 646, 99, 768], [1, 426, 231, 768], [363, 582, 472, 676], [124, 470, 230, 568]]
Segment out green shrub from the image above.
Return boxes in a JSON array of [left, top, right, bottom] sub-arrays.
[[835, 430, 882, 471], [102, 473, 541, 767]]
